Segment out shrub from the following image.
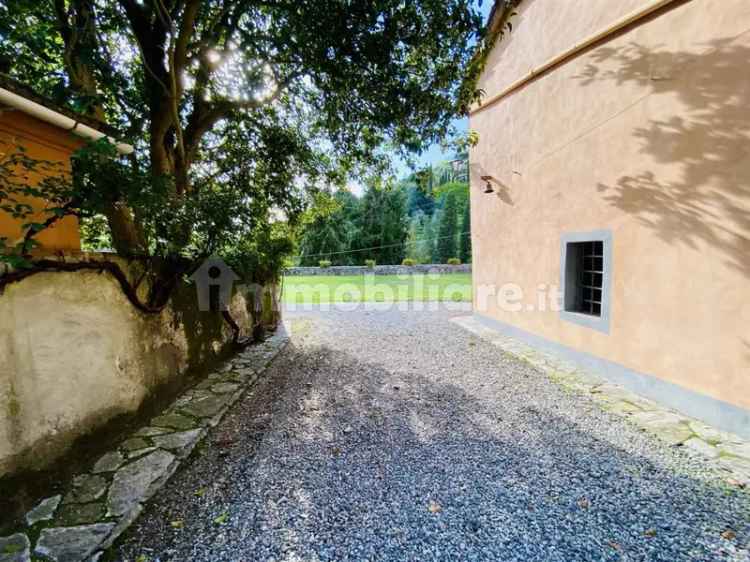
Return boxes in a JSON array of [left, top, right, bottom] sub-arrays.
[[447, 257, 461, 265], [401, 258, 416, 266], [364, 259, 376, 269], [319, 260, 332, 268]]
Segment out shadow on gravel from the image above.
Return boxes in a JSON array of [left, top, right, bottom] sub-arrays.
[[116, 340, 749, 561]]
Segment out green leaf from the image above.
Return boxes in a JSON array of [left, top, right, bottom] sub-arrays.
[[213, 511, 229, 525]]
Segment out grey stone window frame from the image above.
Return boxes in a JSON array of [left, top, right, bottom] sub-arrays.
[[559, 229, 612, 334]]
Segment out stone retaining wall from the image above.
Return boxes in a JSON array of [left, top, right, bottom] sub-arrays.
[[285, 264, 472, 276], [0, 253, 257, 479]]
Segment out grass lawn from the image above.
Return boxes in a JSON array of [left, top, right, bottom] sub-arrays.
[[282, 273, 472, 304]]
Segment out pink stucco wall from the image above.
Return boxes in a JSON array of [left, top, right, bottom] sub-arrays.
[[469, 0, 750, 412]]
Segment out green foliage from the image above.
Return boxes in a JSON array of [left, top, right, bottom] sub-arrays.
[[458, 4, 518, 115], [319, 260, 332, 268], [434, 181, 469, 212], [447, 257, 461, 265], [350, 183, 408, 265], [459, 202, 472, 264], [364, 259, 376, 269], [222, 223, 294, 285], [80, 215, 113, 252], [436, 193, 459, 263], [404, 213, 433, 264], [405, 178, 436, 217], [1, 0, 486, 259], [402, 258, 416, 266], [299, 191, 352, 266]]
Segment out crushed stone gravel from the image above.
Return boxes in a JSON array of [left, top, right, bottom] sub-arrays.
[[115, 308, 750, 561]]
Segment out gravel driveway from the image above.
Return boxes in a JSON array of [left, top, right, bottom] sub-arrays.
[[116, 308, 749, 561]]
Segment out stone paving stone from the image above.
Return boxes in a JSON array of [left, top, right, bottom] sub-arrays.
[[630, 417, 693, 445], [55, 502, 105, 526], [211, 382, 240, 394], [221, 372, 248, 384], [64, 474, 108, 504], [179, 393, 230, 418], [684, 437, 720, 459], [25, 495, 61, 526], [132, 426, 171, 438], [601, 400, 643, 416], [718, 457, 750, 483], [98, 504, 143, 552], [35, 524, 114, 562], [192, 379, 214, 391], [152, 429, 204, 458], [107, 450, 176, 517], [92, 452, 125, 474], [125, 447, 157, 460], [689, 420, 744, 445], [630, 410, 689, 428], [0, 533, 30, 562], [151, 413, 197, 430], [172, 392, 200, 408], [718, 442, 750, 460], [120, 437, 151, 452]]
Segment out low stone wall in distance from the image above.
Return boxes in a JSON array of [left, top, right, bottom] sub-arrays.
[[0, 253, 254, 479], [285, 264, 472, 276]]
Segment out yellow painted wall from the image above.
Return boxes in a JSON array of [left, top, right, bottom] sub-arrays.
[[470, 0, 750, 410], [0, 110, 82, 252]]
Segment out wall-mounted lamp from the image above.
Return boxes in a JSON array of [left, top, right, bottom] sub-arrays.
[[480, 175, 494, 194]]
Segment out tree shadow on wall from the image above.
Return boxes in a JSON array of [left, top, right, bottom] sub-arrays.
[[574, 36, 750, 278]]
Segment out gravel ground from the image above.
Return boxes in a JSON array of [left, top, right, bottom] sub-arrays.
[[115, 308, 750, 561]]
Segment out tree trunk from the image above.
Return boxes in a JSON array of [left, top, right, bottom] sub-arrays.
[[55, 0, 148, 256], [104, 202, 147, 255]]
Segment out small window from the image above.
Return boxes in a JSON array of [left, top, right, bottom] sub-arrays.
[[560, 231, 611, 333], [565, 241, 603, 316]]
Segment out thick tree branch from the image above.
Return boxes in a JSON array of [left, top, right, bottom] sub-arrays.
[[184, 72, 297, 162], [0, 260, 167, 313], [175, 0, 200, 80]]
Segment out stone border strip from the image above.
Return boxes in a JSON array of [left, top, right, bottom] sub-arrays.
[[0, 325, 289, 562], [451, 316, 750, 487]]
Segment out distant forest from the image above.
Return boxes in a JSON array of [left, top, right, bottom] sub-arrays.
[[297, 154, 471, 266]]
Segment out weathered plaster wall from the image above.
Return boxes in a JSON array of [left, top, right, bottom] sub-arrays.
[[481, 0, 657, 101], [469, 0, 750, 422], [0, 257, 250, 477], [0, 110, 83, 252]]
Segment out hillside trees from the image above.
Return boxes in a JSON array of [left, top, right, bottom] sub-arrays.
[[351, 184, 408, 265], [459, 199, 472, 263], [436, 192, 458, 262], [298, 191, 357, 266]]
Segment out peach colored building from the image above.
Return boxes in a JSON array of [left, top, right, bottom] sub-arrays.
[[469, 0, 750, 437], [0, 76, 132, 253]]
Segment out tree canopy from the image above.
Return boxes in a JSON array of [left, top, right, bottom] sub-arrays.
[[0, 0, 487, 263]]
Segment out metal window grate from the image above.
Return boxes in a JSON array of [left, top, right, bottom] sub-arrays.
[[565, 240, 604, 317], [579, 240, 603, 316]]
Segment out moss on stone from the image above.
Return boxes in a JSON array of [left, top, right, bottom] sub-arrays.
[[55, 502, 104, 526], [6, 381, 21, 419]]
